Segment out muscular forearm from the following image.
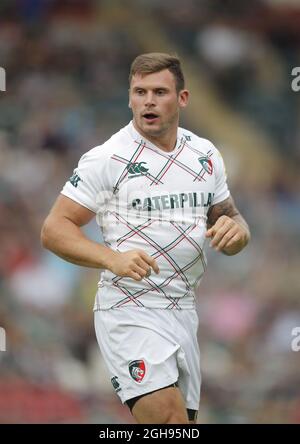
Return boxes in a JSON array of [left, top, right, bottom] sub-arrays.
[[221, 214, 250, 256], [41, 216, 116, 269]]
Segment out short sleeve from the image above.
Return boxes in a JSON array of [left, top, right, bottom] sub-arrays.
[[61, 146, 111, 213], [212, 148, 230, 205]]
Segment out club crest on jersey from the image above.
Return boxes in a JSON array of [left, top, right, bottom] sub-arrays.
[[198, 156, 213, 175], [128, 360, 146, 383]]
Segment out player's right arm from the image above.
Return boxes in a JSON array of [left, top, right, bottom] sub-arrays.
[[41, 195, 159, 280]]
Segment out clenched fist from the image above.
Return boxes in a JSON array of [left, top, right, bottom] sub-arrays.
[[205, 215, 250, 256], [107, 249, 160, 281]]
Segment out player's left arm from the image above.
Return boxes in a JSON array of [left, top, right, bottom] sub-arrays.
[[206, 195, 250, 255]]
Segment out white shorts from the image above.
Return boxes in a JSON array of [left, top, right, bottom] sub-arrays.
[[94, 307, 201, 411]]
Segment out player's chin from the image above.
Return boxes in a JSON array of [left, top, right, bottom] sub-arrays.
[[141, 120, 162, 134], [143, 127, 162, 137]]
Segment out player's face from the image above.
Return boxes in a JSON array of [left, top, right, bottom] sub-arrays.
[[129, 69, 189, 140]]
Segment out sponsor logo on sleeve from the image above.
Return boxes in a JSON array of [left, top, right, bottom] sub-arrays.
[[69, 171, 82, 188]]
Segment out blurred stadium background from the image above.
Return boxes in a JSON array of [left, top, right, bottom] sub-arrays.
[[0, 0, 300, 424]]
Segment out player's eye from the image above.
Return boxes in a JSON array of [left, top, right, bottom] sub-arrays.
[[135, 89, 145, 95]]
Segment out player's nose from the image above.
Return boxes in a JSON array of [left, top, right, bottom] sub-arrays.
[[144, 92, 156, 107]]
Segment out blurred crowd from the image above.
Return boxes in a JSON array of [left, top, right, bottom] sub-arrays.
[[0, 0, 299, 423]]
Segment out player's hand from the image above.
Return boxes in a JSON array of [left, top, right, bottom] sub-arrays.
[[107, 249, 160, 281], [205, 215, 249, 255]]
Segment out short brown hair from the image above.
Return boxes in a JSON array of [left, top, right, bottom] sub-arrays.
[[129, 52, 185, 93]]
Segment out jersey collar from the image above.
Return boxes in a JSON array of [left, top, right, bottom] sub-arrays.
[[127, 120, 183, 155]]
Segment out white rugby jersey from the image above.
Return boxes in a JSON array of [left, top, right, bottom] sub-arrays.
[[61, 121, 230, 310]]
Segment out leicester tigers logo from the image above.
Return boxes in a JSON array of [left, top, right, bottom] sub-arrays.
[[128, 360, 146, 383], [198, 156, 213, 175]]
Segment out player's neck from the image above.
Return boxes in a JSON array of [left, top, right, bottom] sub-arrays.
[[148, 132, 177, 153], [133, 120, 178, 153]]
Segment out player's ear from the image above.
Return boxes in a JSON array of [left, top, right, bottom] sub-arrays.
[[128, 88, 132, 108], [178, 89, 189, 108]]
